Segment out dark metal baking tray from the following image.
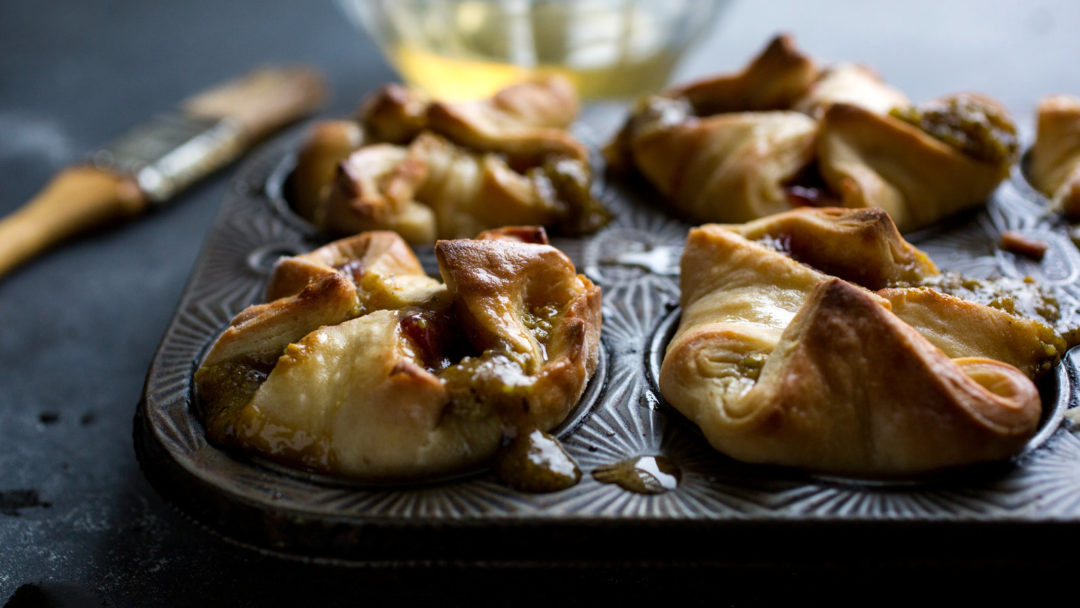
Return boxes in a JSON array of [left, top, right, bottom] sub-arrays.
[[135, 116, 1080, 565]]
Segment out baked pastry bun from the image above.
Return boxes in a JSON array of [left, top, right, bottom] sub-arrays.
[[621, 104, 818, 224], [609, 35, 1018, 232], [1029, 94, 1080, 219], [606, 35, 820, 224], [817, 94, 1019, 232], [659, 207, 1059, 476], [195, 228, 601, 479], [287, 77, 608, 243], [321, 132, 589, 243]]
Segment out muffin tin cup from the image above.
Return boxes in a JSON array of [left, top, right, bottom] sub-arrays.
[[136, 115, 1080, 565]]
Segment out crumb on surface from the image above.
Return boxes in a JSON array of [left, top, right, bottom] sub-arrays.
[[999, 231, 1048, 260]]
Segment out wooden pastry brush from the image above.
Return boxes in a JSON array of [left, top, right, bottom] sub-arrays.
[[0, 66, 327, 278]]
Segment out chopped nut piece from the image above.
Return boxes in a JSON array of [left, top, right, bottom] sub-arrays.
[[999, 231, 1049, 261]]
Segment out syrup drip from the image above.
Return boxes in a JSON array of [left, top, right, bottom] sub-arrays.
[[592, 455, 681, 495], [495, 429, 581, 493]]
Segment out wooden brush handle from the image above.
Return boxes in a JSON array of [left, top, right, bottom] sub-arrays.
[[0, 166, 147, 277]]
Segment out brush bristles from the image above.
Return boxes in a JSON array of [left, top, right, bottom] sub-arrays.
[[182, 66, 328, 142]]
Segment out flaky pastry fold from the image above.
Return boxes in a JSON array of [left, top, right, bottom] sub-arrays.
[[816, 96, 1016, 232], [436, 236, 602, 433], [1029, 95, 1080, 219], [620, 107, 818, 224], [361, 76, 584, 163], [668, 35, 820, 116], [660, 208, 1051, 475]]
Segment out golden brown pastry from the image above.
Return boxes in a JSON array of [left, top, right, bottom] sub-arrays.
[[665, 35, 820, 116], [1029, 94, 1080, 219], [659, 207, 1058, 476], [817, 94, 1018, 232], [725, 205, 936, 289], [436, 234, 602, 434], [421, 78, 585, 167], [609, 35, 1018, 232], [360, 77, 583, 162], [262, 229, 447, 310], [195, 228, 601, 479], [287, 77, 607, 242]]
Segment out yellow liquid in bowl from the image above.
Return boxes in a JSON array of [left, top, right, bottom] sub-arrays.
[[352, 0, 719, 101], [390, 41, 680, 101]]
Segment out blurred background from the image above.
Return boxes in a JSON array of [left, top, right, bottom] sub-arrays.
[[2, 0, 1080, 604]]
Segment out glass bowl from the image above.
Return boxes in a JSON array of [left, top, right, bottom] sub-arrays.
[[337, 0, 731, 101]]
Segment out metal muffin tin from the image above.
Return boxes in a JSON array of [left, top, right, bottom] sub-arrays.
[[136, 115, 1080, 565]]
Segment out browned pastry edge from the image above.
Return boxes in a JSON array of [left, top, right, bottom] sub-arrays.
[[358, 83, 431, 144], [291, 77, 604, 242], [669, 34, 820, 114], [877, 286, 1063, 379], [287, 120, 365, 222], [474, 225, 550, 243], [729, 207, 938, 289], [623, 110, 818, 224], [202, 273, 357, 370], [435, 236, 602, 432], [361, 75, 586, 165], [425, 76, 587, 166], [1030, 94, 1080, 219], [610, 35, 1016, 233], [265, 230, 424, 301]]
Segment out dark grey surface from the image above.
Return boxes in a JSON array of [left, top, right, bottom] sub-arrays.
[[3, 1, 1080, 605]]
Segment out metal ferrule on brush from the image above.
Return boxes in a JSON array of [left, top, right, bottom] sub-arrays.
[[89, 114, 247, 204]]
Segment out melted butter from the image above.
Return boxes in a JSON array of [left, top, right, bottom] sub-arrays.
[[592, 455, 681, 495], [494, 428, 580, 493]]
